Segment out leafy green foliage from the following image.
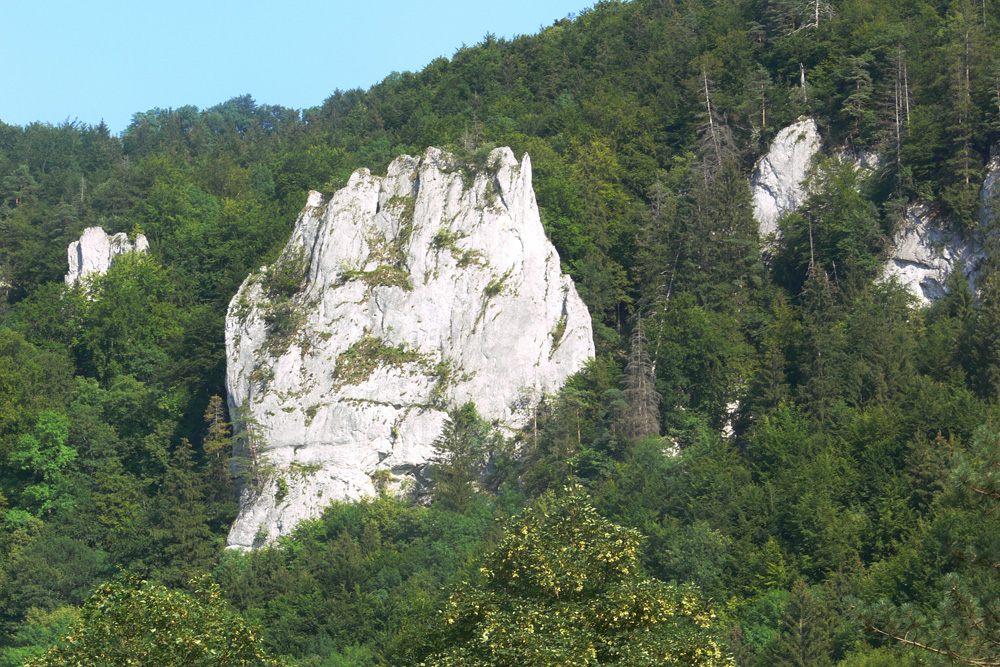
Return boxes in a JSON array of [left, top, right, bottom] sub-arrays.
[[214, 494, 500, 663], [407, 487, 732, 666], [10, 411, 75, 517], [27, 575, 283, 666]]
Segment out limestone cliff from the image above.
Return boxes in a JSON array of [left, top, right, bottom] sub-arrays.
[[750, 118, 821, 238], [225, 147, 594, 548], [882, 203, 985, 304], [879, 160, 997, 304], [65, 227, 149, 285], [751, 119, 991, 304]]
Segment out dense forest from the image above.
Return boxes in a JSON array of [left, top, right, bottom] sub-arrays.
[[4, 0, 1000, 663]]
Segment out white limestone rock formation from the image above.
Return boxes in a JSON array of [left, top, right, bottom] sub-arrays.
[[881, 204, 983, 304], [225, 147, 595, 548], [753, 117, 994, 305], [65, 227, 149, 285], [881, 159, 997, 304], [751, 118, 822, 238]]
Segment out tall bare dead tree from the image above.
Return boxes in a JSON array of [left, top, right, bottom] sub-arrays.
[[624, 319, 661, 442]]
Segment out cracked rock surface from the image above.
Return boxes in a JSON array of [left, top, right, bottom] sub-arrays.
[[65, 227, 149, 285], [225, 147, 594, 548], [751, 118, 822, 238]]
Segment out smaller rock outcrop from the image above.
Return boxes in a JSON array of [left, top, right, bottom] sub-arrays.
[[754, 118, 995, 305], [66, 227, 149, 285], [880, 159, 997, 304], [751, 118, 822, 238], [881, 204, 983, 304]]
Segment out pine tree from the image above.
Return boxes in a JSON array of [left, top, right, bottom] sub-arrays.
[[201, 395, 232, 501], [797, 266, 843, 423], [854, 426, 1000, 665], [430, 403, 495, 512], [877, 46, 914, 217], [683, 159, 763, 312], [941, 0, 984, 230], [845, 53, 876, 140], [634, 172, 682, 317], [765, 0, 804, 36], [973, 271, 1000, 400], [696, 70, 736, 180]]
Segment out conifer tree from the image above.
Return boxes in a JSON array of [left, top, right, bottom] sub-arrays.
[[845, 53, 876, 141], [201, 395, 232, 501], [634, 172, 682, 317], [854, 426, 1000, 665], [797, 266, 842, 423], [430, 403, 495, 512], [151, 439, 216, 587], [624, 319, 661, 442], [764, 580, 834, 667], [695, 70, 736, 180], [941, 0, 985, 230], [684, 159, 762, 312], [972, 271, 1000, 400]]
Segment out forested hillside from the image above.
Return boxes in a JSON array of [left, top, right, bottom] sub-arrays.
[[4, 0, 1000, 664]]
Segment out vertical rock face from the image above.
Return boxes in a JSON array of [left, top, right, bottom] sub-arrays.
[[65, 227, 149, 285], [880, 159, 997, 304], [881, 204, 982, 304], [750, 118, 822, 237], [224, 147, 595, 548]]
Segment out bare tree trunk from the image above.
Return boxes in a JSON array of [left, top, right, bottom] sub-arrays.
[[703, 70, 721, 169]]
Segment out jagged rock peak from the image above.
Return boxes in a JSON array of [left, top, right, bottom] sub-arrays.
[[224, 146, 595, 549], [65, 227, 149, 285], [751, 117, 822, 238]]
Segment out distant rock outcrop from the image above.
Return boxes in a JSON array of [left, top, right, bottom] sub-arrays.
[[880, 159, 997, 304], [224, 147, 594, 548], [750, 118, 822, 238], [65, 227, 149, 285], [753, 118, 993, 304], [881, 204, 983, 304]]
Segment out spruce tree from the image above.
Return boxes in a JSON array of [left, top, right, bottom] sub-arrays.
[[201, 394, 232, 502], [973, 271, 1000, 400], [853, 426, 1000, 664], [151, 440, 216, 588], [429, 403, 495, 512], [764, 580, 834, 667]]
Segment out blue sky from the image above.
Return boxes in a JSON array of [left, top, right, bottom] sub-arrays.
[[2, 0, 591, 135]]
